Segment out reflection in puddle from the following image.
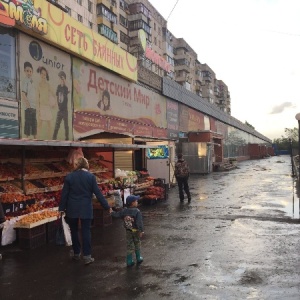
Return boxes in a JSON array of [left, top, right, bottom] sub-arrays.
[[241, 198, 299, 219]]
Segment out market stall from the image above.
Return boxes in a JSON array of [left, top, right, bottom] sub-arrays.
[[0, 139, 167, 248]]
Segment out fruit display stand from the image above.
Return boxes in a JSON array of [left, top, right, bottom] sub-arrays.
[[134, 178, 167, 205], [14, 210, 60, 249]]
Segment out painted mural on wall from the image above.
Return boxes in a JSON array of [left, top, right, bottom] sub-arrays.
[[0, 99, 18, 138], [72, 57, 167, 140], [19, 34, 72, 140]]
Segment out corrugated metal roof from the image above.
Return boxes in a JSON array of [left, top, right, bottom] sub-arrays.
[[162, 77, 272, 143]]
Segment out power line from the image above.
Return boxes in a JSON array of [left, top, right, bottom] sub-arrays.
[[167, 0, 180, 21]]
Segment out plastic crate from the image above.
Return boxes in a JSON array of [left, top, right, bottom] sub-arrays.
[[93, 209, 112, 227], [18, 224, 46, 239], [142, 198, 158, 205], [46, 221, 59, 243], [153, 178, 165, 187], [19, 233, 46, 249]]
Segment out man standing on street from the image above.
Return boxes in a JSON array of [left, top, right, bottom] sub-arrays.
[[174, 153, 191, 203]]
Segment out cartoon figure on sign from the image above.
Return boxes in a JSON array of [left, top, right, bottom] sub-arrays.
[[20, 0, 41, 28], [36, 66, 56, 139], [21, 61, 37, 139], [97, 90, 111, 113], [53, 71, 70, 140]]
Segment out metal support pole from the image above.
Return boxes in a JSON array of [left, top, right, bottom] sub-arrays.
[[298, 120, 300, 183]]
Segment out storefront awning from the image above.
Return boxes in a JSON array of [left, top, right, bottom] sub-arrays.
[[0, 138, 153, 149]]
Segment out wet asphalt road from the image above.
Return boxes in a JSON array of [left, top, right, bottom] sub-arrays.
[[1, 155, 300, 300]]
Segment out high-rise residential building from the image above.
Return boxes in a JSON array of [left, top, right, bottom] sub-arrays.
[[52, 0, 231, 114]]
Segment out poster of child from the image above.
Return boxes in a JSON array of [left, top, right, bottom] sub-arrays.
[[36, 66, 56, 139], [19, 34, 72, 141], [53, 71, 70, 140], [21, 61, 37, 139]]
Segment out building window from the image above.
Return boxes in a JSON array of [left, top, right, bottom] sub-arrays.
[[89, 22, 93, 29], [120, 31, 130, 45], [98, 24, 118, 44], [97, 4, 117, 23], [154, 23, 156, 31], [119, 14, 128, 28], [119, 0, 129, 11], [77, 0, 82, 5], [154, 37, 157, 45], [65, 6, 71, 15], [128, 20, 151, 34], [88, 1, 93, 12], [78, 14, 83, 22]]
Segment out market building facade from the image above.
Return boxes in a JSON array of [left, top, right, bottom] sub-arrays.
[[0, 0, 273, 185]]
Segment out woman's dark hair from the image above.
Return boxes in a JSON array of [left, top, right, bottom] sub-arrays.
[[177, 153, 183, 159]]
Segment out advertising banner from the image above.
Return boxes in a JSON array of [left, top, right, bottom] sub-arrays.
[[19, 34, 72, 141], [188, 108, 205, 131], [73, 57, 167, 139], [0, 0, 137, 81], [0, 99, 18, 138], [0, 28, 16, 99], [166, 99, 179, 139]]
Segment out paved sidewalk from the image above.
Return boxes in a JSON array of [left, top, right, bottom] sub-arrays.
[[1, 155, 300, 300]]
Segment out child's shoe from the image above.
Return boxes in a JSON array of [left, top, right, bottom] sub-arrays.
[[135, 250, 143, 264], [126, 254, 135, 267]]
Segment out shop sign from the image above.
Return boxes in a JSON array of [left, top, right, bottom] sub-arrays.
[[72, 57, 167, 139], [0, 0, 137, 82], [153, 127, 168, 139], [0, 0, 47, 34], [145, 46, 171, 73], [0, 99, 19, 138], [166, 99, 179, 139]]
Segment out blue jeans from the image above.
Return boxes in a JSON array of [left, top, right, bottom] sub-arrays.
[[67, 218, 92, 257]]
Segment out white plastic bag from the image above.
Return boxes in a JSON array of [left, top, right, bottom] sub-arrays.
[[62, 217, 72, 246], [1, 219, 17, 246]]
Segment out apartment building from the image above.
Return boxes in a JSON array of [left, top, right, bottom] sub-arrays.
[[50, 0, 231, 114]]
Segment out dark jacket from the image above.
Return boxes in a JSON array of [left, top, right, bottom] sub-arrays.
[[59, 169, 110, 219], [111, 207, 144, 232], [174, 158, 190, 179]]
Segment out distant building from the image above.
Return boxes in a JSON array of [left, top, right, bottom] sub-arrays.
[[53, 0, 231, 114]]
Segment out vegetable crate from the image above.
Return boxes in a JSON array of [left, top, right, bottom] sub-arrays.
[[93, 209, 112, 227], [17, 224, 46, 249], [153, 178, 165, 187]]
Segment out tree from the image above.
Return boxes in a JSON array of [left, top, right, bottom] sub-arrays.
[[272, 127, 298, 151], [245, 121, 255, 129]]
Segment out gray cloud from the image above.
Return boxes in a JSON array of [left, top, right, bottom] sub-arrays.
[[270, 102, 296, 114]]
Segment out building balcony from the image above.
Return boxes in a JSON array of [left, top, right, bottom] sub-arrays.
[[174, 65, 190, 73]]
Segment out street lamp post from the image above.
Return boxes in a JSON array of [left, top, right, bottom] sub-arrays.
[[294, 113, 300, 183]]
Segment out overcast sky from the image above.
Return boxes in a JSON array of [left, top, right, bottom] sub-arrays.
[[149, 0, 300, 140]]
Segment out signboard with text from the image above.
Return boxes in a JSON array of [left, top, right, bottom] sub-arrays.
[[0, 0, 137, 81], [73, 57, 167, 140]]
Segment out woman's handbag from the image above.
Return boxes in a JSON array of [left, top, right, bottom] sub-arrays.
[[61, 216, 72, 246]]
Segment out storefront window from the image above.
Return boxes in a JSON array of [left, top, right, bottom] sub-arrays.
[[0, 28, 16, 99]]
